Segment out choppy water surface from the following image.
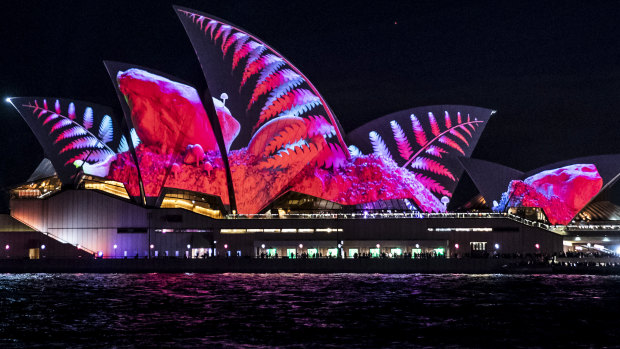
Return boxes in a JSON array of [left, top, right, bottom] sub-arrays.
[[0, 273, 619, 348]]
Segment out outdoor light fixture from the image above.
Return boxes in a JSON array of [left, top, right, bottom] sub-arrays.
[[224, 244, 228, 249], [40, 244, 46, 250], [98, 251, 103, 257], [261, 244, 265, 249], [535, 243, 540, 249], [337, 244, 342, 248], [5, 244, 9, 250], [376, 244, 380, 248], [5, 97, 11, 103], [113, 244, 118, 249], [575, 236, 581, 241], [454, 243, 459, 249], [187, 244, 191, 249], [494, 243, 500, 249], [77, 244, 81, 250], [603, 236, 610, 242], [299, 244, 303, 248], [415, 244, 420, 248], [150, 244, 154, 249]]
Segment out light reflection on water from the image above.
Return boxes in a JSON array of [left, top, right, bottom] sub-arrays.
[[0, 273, 619, 348]]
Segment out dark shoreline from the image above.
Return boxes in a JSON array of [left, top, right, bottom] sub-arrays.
[[1, 258, 618, 274]]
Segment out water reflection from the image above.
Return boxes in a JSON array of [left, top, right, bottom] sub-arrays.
[[0, 273, 619, 347]]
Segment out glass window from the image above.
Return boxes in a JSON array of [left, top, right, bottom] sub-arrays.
[[369, 248, 380, 258], [286, 249, 296, 259]]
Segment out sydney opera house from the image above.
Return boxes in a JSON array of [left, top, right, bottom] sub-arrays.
[[2, 6, 619, 260]]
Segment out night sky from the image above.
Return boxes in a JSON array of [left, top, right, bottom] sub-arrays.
[[1, 0, 619, 212]]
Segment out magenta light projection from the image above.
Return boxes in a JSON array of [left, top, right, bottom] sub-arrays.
[[104, 62, 231, 203], [9, 97, 129, 186], [345, 106, 495, 204], [494, 164, 603, 225], [175, 7, 350, 214], [11, 8, 498, 216]]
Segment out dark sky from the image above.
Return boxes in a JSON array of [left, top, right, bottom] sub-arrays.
[[1, 0, 620, 211]]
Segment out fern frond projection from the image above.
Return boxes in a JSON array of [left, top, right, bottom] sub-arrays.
[[42, 113, 59, 125], [449, 128, 469, 146], [256, 89, 320, 129], [356, 108, 488, 201], [401, 117, 485, 169], [263, 120, 308, 156], [369, 131, 392, 161], [258, 141, 323, 170], [262, 76, 305, 111], [438, 136, 465, 155], [410, 114, 428, 147], [21, 98, 117, 172], [305, 115, 334, 138], [425, 145, 447, 158], [222, 32, 248, 56], [248, 69, 300, 109], [242, 54, 282, 88], [232, 41, 261, 71], [348, 145, 363, 157], [410, 157, 455, 180], [117, 135, 129, 153], [414, 173, 451, 197], [428, 112, 440, 136], [311, 142, 347, 169], [214, 24, 232, 43], [443, 111, 452, 129], [130, 128, 141, 147], [50, 118, 73, 133], [83, 107, 93, 130], [98, 115, 114, 144], [68, 102, 76, 120], [54, 126, 88, 144], [390, 120, 412, 160], [66, 148, 114, 166]]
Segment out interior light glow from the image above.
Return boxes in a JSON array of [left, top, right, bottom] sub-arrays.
[[616, 246, 620, 255]]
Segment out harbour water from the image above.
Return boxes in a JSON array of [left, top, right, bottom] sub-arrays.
[[0, 273, 618, 348]]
